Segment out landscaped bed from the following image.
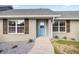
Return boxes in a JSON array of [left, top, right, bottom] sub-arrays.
[[51, 39, 79, 54]]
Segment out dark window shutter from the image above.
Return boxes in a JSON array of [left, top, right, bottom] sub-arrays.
[[25, 18, 29, 34], [66, 20, 70, 33], [3, 18, 7, 34]]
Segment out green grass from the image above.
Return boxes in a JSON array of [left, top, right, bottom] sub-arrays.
[[51, 39, 79, 54], [54, 40, 79, 48]]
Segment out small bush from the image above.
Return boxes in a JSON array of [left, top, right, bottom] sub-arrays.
[[28, 39, 33, 43], [63, 36, 67, 39], [0, 50, 3, 53], [71, 38, 75, 41], [12, 45, 18, 49], [54, 36, 59, 39]]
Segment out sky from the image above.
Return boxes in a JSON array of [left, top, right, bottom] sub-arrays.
[[13, 5, 79, 11]]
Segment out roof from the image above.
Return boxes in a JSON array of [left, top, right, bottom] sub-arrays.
[[0, 9, 60, 18], [0, 9, 79, 20], [0, 9, 59, 17], [55, 11, 79, 20]]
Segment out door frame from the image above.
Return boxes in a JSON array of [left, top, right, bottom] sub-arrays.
[[36, 19, 47, 37]]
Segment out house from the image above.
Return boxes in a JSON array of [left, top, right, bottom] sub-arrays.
[[0, 9, 79, 42], [0, 5, 13, 11]]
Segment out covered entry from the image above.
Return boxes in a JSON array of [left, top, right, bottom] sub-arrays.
[[36, 18, 55, 39]]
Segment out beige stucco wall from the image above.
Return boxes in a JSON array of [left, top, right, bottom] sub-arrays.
[[53, 20, 79, 40], [0, 18, 36, 42], [1, 18, 79, 41]]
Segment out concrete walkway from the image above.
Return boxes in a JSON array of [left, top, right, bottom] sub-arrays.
[[28, 36, 54, 54]]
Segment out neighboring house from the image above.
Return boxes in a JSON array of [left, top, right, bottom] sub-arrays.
[[0, 9, 79, 42], [0, 5, 13, 11]]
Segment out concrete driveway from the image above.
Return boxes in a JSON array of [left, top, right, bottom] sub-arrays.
[[28, 36, 54, 54], [0, 41, 34, 54]]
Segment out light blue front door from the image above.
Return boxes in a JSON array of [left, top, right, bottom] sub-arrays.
[[38, 21, 45, 36]]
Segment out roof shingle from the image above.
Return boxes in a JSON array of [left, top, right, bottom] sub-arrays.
[[0, 9, 58, 15], [55, 11, 79, 19]]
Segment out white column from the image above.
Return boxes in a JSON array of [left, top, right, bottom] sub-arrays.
[[48, 18, 53, 39], [52, 17, 55, 39]]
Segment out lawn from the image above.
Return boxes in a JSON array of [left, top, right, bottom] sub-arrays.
[[51, 39, 79, 54]]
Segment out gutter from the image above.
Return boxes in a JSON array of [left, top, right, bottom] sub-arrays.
[[0, 15, 60, 18]]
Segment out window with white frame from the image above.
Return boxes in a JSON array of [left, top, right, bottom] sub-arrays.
[[8, 20, 24, 34], [53, 20, 66, 32]]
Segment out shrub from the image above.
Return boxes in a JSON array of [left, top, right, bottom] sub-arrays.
[[12, 45, 18, 49], [71, 38, 75, 41], [63, 36, 67, 39], [54, 35, 59, 39], [28, 39, 33, 43]]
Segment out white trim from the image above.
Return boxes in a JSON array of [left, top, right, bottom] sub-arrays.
[[56, 18, 79, 19], [8, 32, 24, 34], [53, 20, 66, 33], [0, 15, 60, 18], [8, 19, 25, 34]]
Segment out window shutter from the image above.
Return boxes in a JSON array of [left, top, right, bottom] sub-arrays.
[[25, 18, 29, 34], [3, 18, 7, 34], [66, 20, 70, 33]]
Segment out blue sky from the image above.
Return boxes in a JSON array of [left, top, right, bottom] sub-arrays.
[[13, 5, 79, 11]]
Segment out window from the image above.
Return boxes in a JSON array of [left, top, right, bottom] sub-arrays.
[[8, 20, 24, 34], [53, 21, 58, 32], [53, 20, 66, 32], [40, 26, 44, 28]]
